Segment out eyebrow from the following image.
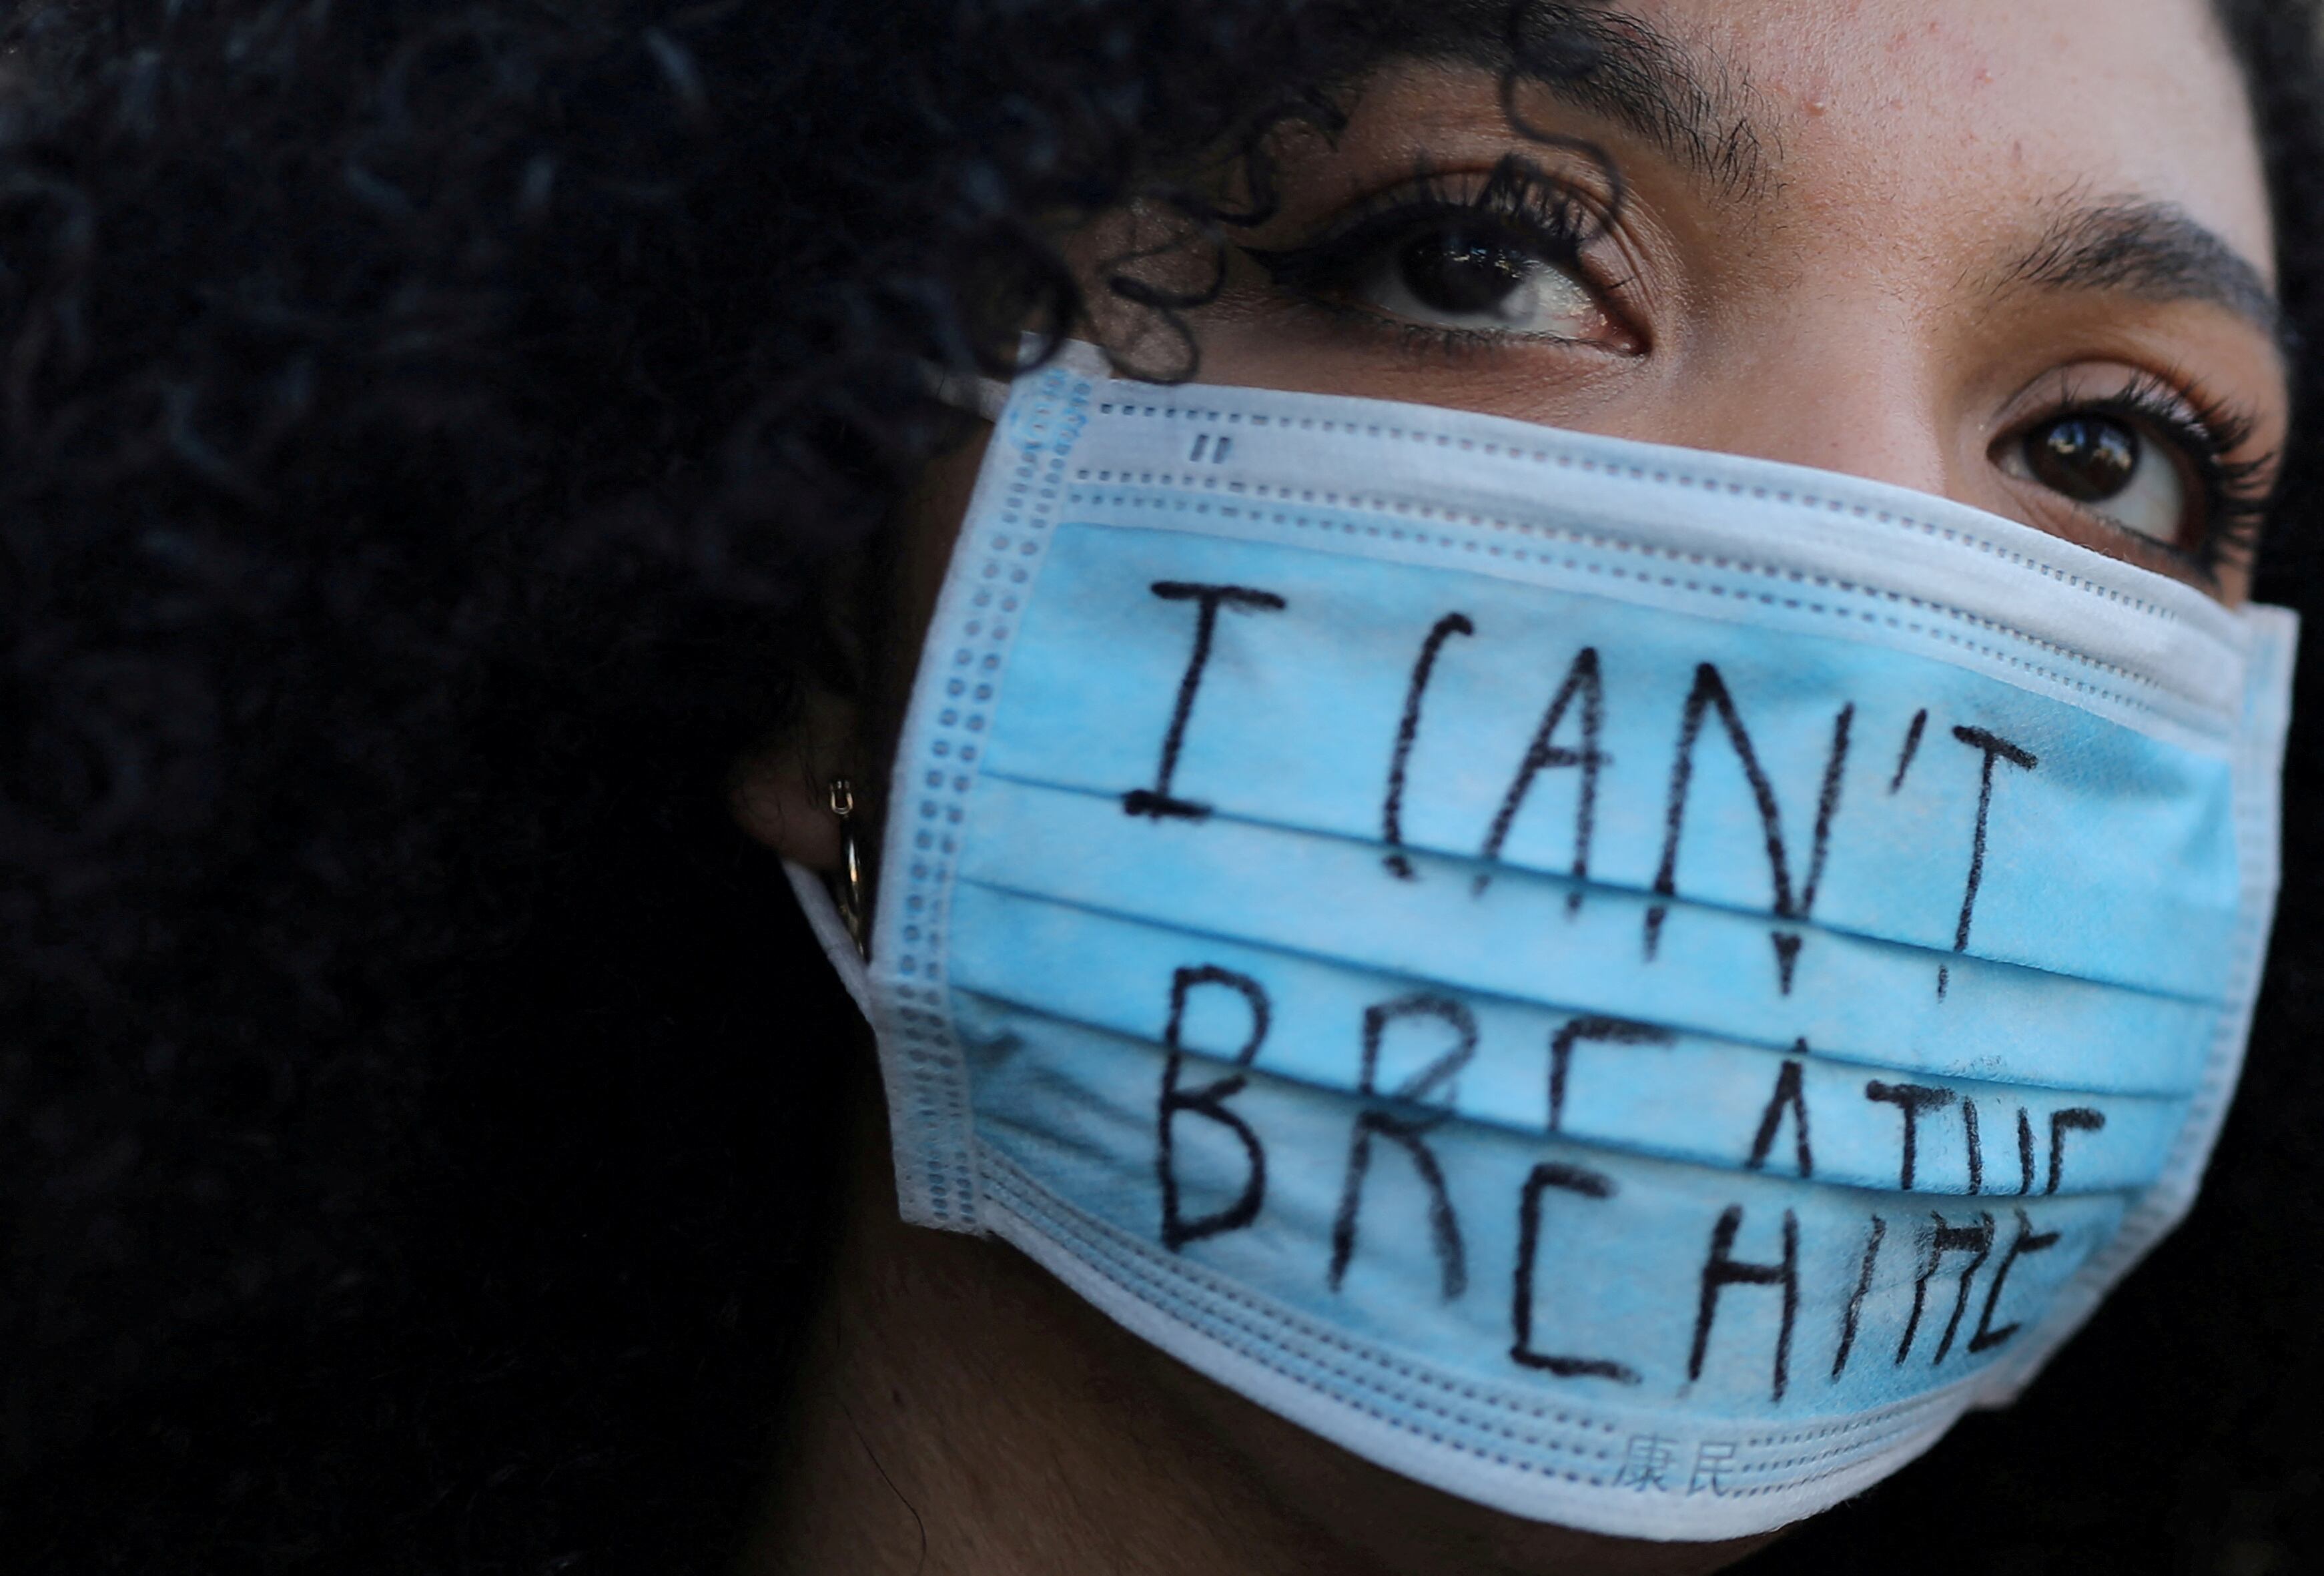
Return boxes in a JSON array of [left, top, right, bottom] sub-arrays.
[[1358, 6, 2282, 346], [1379, 1, 1769, 198], [1998, 201, 2285, 348]]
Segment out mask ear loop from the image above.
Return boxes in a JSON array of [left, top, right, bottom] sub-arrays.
[[779, 779, 875, 1021], [801, 340, 1119, 1020], [785, 362, 994, 1028]]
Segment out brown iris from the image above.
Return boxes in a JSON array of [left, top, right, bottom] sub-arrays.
[[2023, 414, 2141, 504], [1397, 227, 1529, 317]]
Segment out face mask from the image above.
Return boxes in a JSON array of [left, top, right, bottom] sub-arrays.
[[786, 342, 2296, 1541]]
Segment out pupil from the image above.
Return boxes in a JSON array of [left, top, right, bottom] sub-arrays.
[[1398, 227, 1525, 316], [2024, 415, 2139, 502]]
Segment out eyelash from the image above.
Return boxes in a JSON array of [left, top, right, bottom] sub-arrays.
[[2047, 369, 2277, 576], [1238, 155, 1621, 350], [1232, 157, 2275, 578]]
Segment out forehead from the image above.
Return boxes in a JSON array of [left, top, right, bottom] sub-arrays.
[[1625, 0, 2273, 282]]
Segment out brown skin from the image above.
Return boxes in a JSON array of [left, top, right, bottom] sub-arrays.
[[735, 3, 2285, 1572]]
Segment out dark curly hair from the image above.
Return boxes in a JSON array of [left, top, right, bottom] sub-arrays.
[[3, 1, 2322, 1571]]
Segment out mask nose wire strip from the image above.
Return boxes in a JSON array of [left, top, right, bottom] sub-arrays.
[[784, 856, 874, 1021]]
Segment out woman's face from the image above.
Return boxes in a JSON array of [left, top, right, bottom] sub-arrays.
[[1087, 0, 2283, 601], [813, 0, 2283, 872], [747, 0, 2285, 1568]]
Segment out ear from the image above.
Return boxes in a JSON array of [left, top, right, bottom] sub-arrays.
[[731, 686, 859, 870], [734, 414, 996, 873]]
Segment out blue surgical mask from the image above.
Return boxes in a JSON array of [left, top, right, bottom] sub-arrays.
[[787, 342, 2295, 1540]]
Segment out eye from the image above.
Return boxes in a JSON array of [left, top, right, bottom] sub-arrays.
[[1349, 218, 1609, 340], [1237, 154, 1642, 355], [2009, 412, 2186, 545]]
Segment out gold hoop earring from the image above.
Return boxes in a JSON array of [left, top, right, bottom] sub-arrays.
[[827, 777, 867, 957]]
